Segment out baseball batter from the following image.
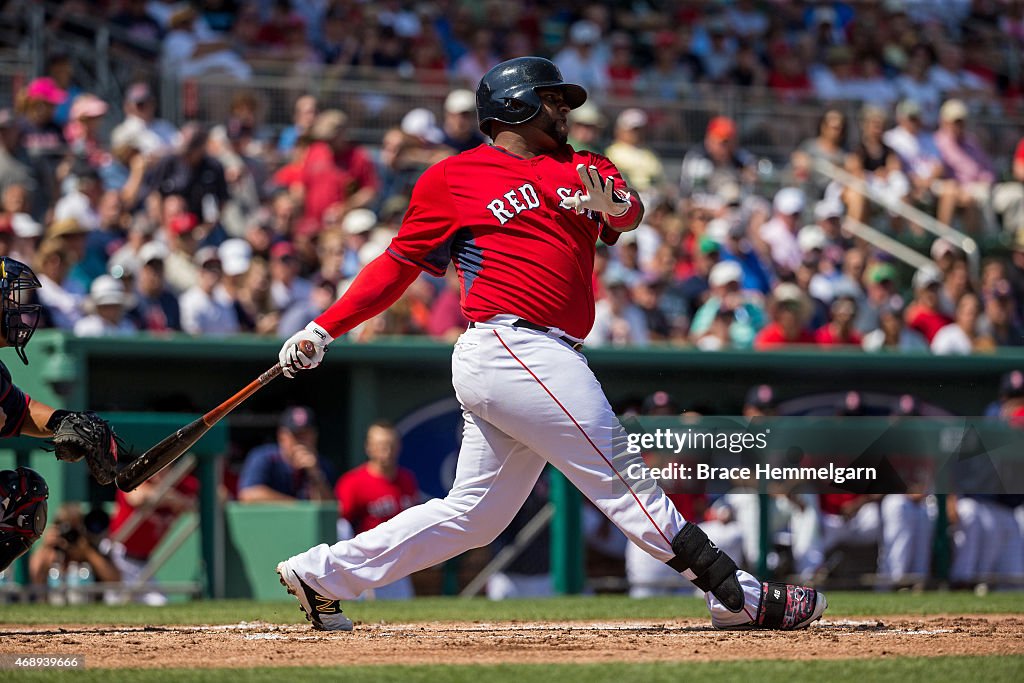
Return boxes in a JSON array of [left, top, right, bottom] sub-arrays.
[[275, 57, 827, 631]]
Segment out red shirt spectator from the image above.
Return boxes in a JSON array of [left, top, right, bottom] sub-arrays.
[[109, 473, 198, 560], [302, 110, 380, 222], [755, 322, 815, 349], [905, 303, 952, 343], [335, 422, 419, 535], [814, 324, 862, 346]]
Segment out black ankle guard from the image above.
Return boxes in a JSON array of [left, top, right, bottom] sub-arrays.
[[666, 524, 744, 612]]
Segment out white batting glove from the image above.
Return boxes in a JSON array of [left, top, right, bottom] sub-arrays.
[[559, 164, 630, 217], [279, 321, 333, 378]]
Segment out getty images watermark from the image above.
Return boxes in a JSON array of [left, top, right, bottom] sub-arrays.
[[624, 427, 879, 486]]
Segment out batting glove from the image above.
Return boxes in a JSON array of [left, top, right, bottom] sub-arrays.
[[279, 322, 333, 378], [559, 164, 630, 217]]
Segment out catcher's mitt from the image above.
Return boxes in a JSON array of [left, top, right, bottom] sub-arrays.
[[49, 411, 121, 486]]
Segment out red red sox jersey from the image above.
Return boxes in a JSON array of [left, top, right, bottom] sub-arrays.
[[387, 144, 627, 340], [335, 464, 419, 535]]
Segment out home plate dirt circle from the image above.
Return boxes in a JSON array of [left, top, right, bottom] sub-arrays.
[[1, 616, 1022, 668]]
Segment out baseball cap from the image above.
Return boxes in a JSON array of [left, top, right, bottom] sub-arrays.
[[270, 241, 297, 261], [641, 390, 681, 415], [342, 208, 377, 235], [47, 218, 88, 239], [89, 274, 127, 307], [930, 238, 957, 260], [11, 213, 42, 238], [745, 384, 777, 410], [194, 245, 223, 266], [194, 246, 222, 268], [797, 225, 827, 253], [569, 20, 601, 45], [1000, 370, 1024, 399], [868, 262, 897, 284], [280, 405, 317, 432], [168, 212, 199, 236], [401, 107, 444, 144], [70, 94, 108, 120], [571, 101, 605, 127], [896, 99, 922, 119], [444, 89, 476, 115], [25, 77, 66, 105], [772, 282, 811, 319], [616, 108, 648, 130], [706, 116, 737, 142], [773, 187, 805, 216], [940, 99, 968, 123], [912, 266, 942, 290], [709, 260, 743, 288], [138, 240, 169, 265], [218, 238, 252, 276], [698, 235, 721, 255], [705, 218, 731, 244], [814, 199, 844, 221], [126, 82, 155, 104]]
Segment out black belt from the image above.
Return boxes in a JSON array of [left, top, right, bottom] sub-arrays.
[[470, 318, 584, 351]]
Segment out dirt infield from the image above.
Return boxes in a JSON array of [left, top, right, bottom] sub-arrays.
[[1, 615, 1022, 668]]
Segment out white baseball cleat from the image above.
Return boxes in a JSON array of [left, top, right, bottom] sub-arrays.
[[276, 560, 354, 631], [717, 582, 827, 630]]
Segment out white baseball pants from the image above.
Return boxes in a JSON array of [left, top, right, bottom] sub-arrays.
[[286, 318, 761, 626]]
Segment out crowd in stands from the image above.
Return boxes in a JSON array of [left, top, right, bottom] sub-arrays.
[[2, 1, 1024, 354]]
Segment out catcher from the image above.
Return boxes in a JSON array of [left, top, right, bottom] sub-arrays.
[[0, 256, 121, 573]]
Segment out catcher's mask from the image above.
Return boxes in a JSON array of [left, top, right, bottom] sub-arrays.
[[0, 256, 42, 365]]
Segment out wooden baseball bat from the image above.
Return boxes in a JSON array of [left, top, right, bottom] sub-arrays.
[[114, 340, 316, 492]]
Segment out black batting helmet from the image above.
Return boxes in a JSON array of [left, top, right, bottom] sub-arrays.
[[476, 57, 587, 137]]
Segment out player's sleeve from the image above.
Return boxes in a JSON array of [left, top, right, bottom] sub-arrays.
[[0, 363, 30, 438], [386, 162, 462, 276]]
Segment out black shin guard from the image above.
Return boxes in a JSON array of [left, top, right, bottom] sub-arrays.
[[665, 524, 745, 612], [0, 467, 49, 572]]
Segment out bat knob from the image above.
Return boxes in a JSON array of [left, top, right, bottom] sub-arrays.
[[298, 340, 317, 359]]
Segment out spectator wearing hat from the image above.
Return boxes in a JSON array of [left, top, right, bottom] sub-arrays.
[[268, 241, 312, 311], [140, 124, 229, 222], [55, 167, 103, 234], [126, 241, 180, 332], [566, 102, 606, 155], [161, 5, 252, 81], [553, 20, 609, 98], [18, 77, 68, 218], [979, 279, 1024, 347], [931, 292, 992, 355], [586, 274, 649, 347], [759, 187, 806, 277], [73, 274, 137, 337], [109, 82, 179, 158], [754, 283, 815, 349], [63, 94, 108, 170], [934, 99, 994, 234], [604, 108, 666, 203], [441, 89, 485, 154], [300, 109, 379, 223], [862, 300, 929, 352], [179, 246, 240, 336], [853, 260, 899, 333], [905, 266, 953, 343], [884, 99, 946, 206], [34, 238, 83, 330], [716, 217, 774, 297], [101, 122, 150, 207], [689, 260, 765, 351], [238, 406, 336, 503], [679, 116, 757, 198], [814, 294, 862, 347]]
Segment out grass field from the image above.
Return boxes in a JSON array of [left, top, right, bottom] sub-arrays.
[[1, 592, 1022, 682]]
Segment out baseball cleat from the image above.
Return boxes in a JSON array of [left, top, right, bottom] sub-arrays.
[[718, 582, 827, 631], [276, 561, 354, 631]]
